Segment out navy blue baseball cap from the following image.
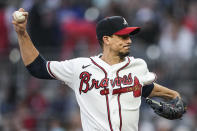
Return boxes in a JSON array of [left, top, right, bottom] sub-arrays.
[[96, 16, 140, 40]]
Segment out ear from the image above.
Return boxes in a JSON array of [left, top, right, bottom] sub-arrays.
[[102, 36, 111, 45]]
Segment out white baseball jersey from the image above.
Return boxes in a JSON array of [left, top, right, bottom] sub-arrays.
[[46, 54, 156, 131]]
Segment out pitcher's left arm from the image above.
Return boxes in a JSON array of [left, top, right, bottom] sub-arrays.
[[148, 83, 180, 99]]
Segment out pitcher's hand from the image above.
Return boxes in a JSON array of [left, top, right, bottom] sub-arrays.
[[12, 8, 28, 35]]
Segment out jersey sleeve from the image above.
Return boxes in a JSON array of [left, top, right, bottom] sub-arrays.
[[46, 60, 74, 88], [137, 59, 157, 85]]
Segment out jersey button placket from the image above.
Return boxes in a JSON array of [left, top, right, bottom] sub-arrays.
[[110, 96, 120, 130], [109, 71, 120, 130]]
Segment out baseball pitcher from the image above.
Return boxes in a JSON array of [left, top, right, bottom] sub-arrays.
[[12, 8, 186, 131]]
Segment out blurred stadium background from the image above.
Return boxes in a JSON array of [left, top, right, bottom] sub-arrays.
[[0, 0, 197, 130]]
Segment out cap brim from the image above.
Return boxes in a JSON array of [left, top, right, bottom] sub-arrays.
[[113, 27, 140, 35]]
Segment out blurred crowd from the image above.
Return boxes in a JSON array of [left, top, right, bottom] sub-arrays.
[[0, 0, 197, 131]]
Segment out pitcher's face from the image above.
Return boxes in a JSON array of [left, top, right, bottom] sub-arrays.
[[108, 34, 132, 58]]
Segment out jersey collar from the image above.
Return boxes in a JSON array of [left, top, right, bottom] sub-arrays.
[[90, 54, 130, 71]]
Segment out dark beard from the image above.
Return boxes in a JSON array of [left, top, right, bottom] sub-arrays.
[[118, 52, 130, 59]]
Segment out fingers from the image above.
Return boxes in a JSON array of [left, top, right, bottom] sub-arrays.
[[23, 12, 29, 20], [12, 18, 26, 31], [23, 12, 28, 17], [12, 20, 22, 28], [12, 20, 26, 27], [17, 8, 28, 17], [12, 20, 17, 25], [19, 8, 25, 12]]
